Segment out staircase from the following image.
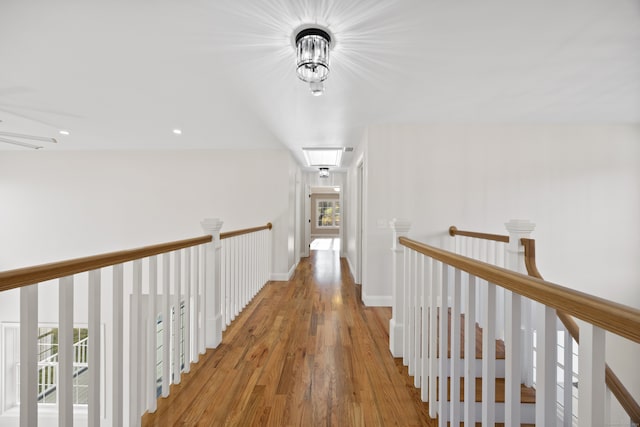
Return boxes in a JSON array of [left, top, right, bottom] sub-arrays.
[[432, 310, 536, 425]]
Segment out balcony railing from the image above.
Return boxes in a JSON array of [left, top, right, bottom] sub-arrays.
[[0, 219, 272, 427]]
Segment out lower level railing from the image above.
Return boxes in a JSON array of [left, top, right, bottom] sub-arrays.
[[0, 219, 272, 427], [389, 219, 640, 426]]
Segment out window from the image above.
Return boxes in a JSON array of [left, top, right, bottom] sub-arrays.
[[11, 326, 90, 406], [317, 199, 340, 227]]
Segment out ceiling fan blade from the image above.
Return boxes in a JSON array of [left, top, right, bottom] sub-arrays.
[[0, 102, 83, 119], [0, 136, 43, 149], [0, 131, 57, 143], [0, 107, 62, 129]]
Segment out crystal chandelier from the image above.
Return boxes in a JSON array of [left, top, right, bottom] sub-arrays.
[[295, 28, 331, 96]]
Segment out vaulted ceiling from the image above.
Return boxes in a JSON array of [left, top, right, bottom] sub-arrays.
[[1, 0, 638, 168]]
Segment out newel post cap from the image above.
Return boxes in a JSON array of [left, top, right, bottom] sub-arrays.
[[504, 219, 536, 235], [390, 218, 411, 234], [201, 218, 224, 235]]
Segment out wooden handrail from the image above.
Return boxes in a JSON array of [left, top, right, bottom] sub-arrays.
[[0, 222, 273, 294], [521, 237, 640, 424], [448, 225, 510, 243], [0, 235, 213, 293], [220, 222, 272, 240], [399, 236, 640, 344]]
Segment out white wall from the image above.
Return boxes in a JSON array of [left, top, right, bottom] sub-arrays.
[[0, 149, 297, 318], [348, 123, 640, 399], [345, 132, 367, 287]]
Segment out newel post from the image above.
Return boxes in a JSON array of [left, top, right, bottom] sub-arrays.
[[389, 218, 411, 357], [504, 219, 536, 387], [201, 218, 224, 348]]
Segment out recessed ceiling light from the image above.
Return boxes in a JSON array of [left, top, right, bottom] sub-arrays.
[[59, 130, 70, 135], [173, 129, 182, 135], [333, 187, 340, 192]]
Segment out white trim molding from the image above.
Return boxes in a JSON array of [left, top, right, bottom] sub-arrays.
[[270, 261, 298, 281], [362, 292, 392, 307]]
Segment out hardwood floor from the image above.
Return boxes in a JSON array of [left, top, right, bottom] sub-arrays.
[[142, 250, 433, 426]]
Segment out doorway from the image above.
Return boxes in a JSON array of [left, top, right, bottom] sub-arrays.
[[309, 186, 341, 252], [355, 161, 364, 284]]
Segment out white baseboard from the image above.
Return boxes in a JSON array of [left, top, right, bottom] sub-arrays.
[[270, 261, 298, 281], [345, 256, 357, 283], [361, 292, 392, 307]]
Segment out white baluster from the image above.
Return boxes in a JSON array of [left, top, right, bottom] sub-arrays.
[[197, 246, 205, 356], [191, 246, 199, 360], [578, 324, 606, 427], [407, 250, 415, 375], [20, 284, 38, 427], [130, 260, 142, 427], [403, 247, 411, 367], [450, 268, 462, 426], [414, 251, 421, 388], [482, 280, 496, 425], [428, 258, 437, 417], [220, 241, 227, 329], [473, 239, 483, 329], [250, 234, 254, 298], [59, 275, 74, 427], [536, 303, 557, 425], [253, 233, 257, 296], [464, 274, 476, 425], [162, 253, 170, 397], [438, 264, 450, 426], [390, 219, 411, 358], [235, 237, 240, 318], [505, 289, 522, 426], [239, 236, 244, 309], [173, 250, 182, 384], [563, 325, 573, 426], [243, 234, 248, 306], [227, 239, 232, 324], [262, 231, 266, 285], [495, 241, 505, 341], [88, 269, 102, 426], [420, 255, 428, 403], [184, 248, 191, 372], [221, 240, 227, 326], [147, 257, 157, 412], [113, 263, 124, 426]]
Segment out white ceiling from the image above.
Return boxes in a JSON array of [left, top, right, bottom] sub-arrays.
[[1, 0, 639, 169]]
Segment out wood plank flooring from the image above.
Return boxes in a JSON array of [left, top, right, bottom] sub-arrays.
[[142, 250, 433, 426]]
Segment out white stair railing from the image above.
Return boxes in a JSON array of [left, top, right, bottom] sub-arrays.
[[390, 219, 640, 426], [0, 218, 273, 427]]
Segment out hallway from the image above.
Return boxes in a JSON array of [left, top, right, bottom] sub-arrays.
[[142, 251, 432, 426]]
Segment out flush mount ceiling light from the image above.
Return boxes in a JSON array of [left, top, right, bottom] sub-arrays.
[[319, 167, 330, 178], [295, 27, 332, 96], [302, 147, 343, 167]]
